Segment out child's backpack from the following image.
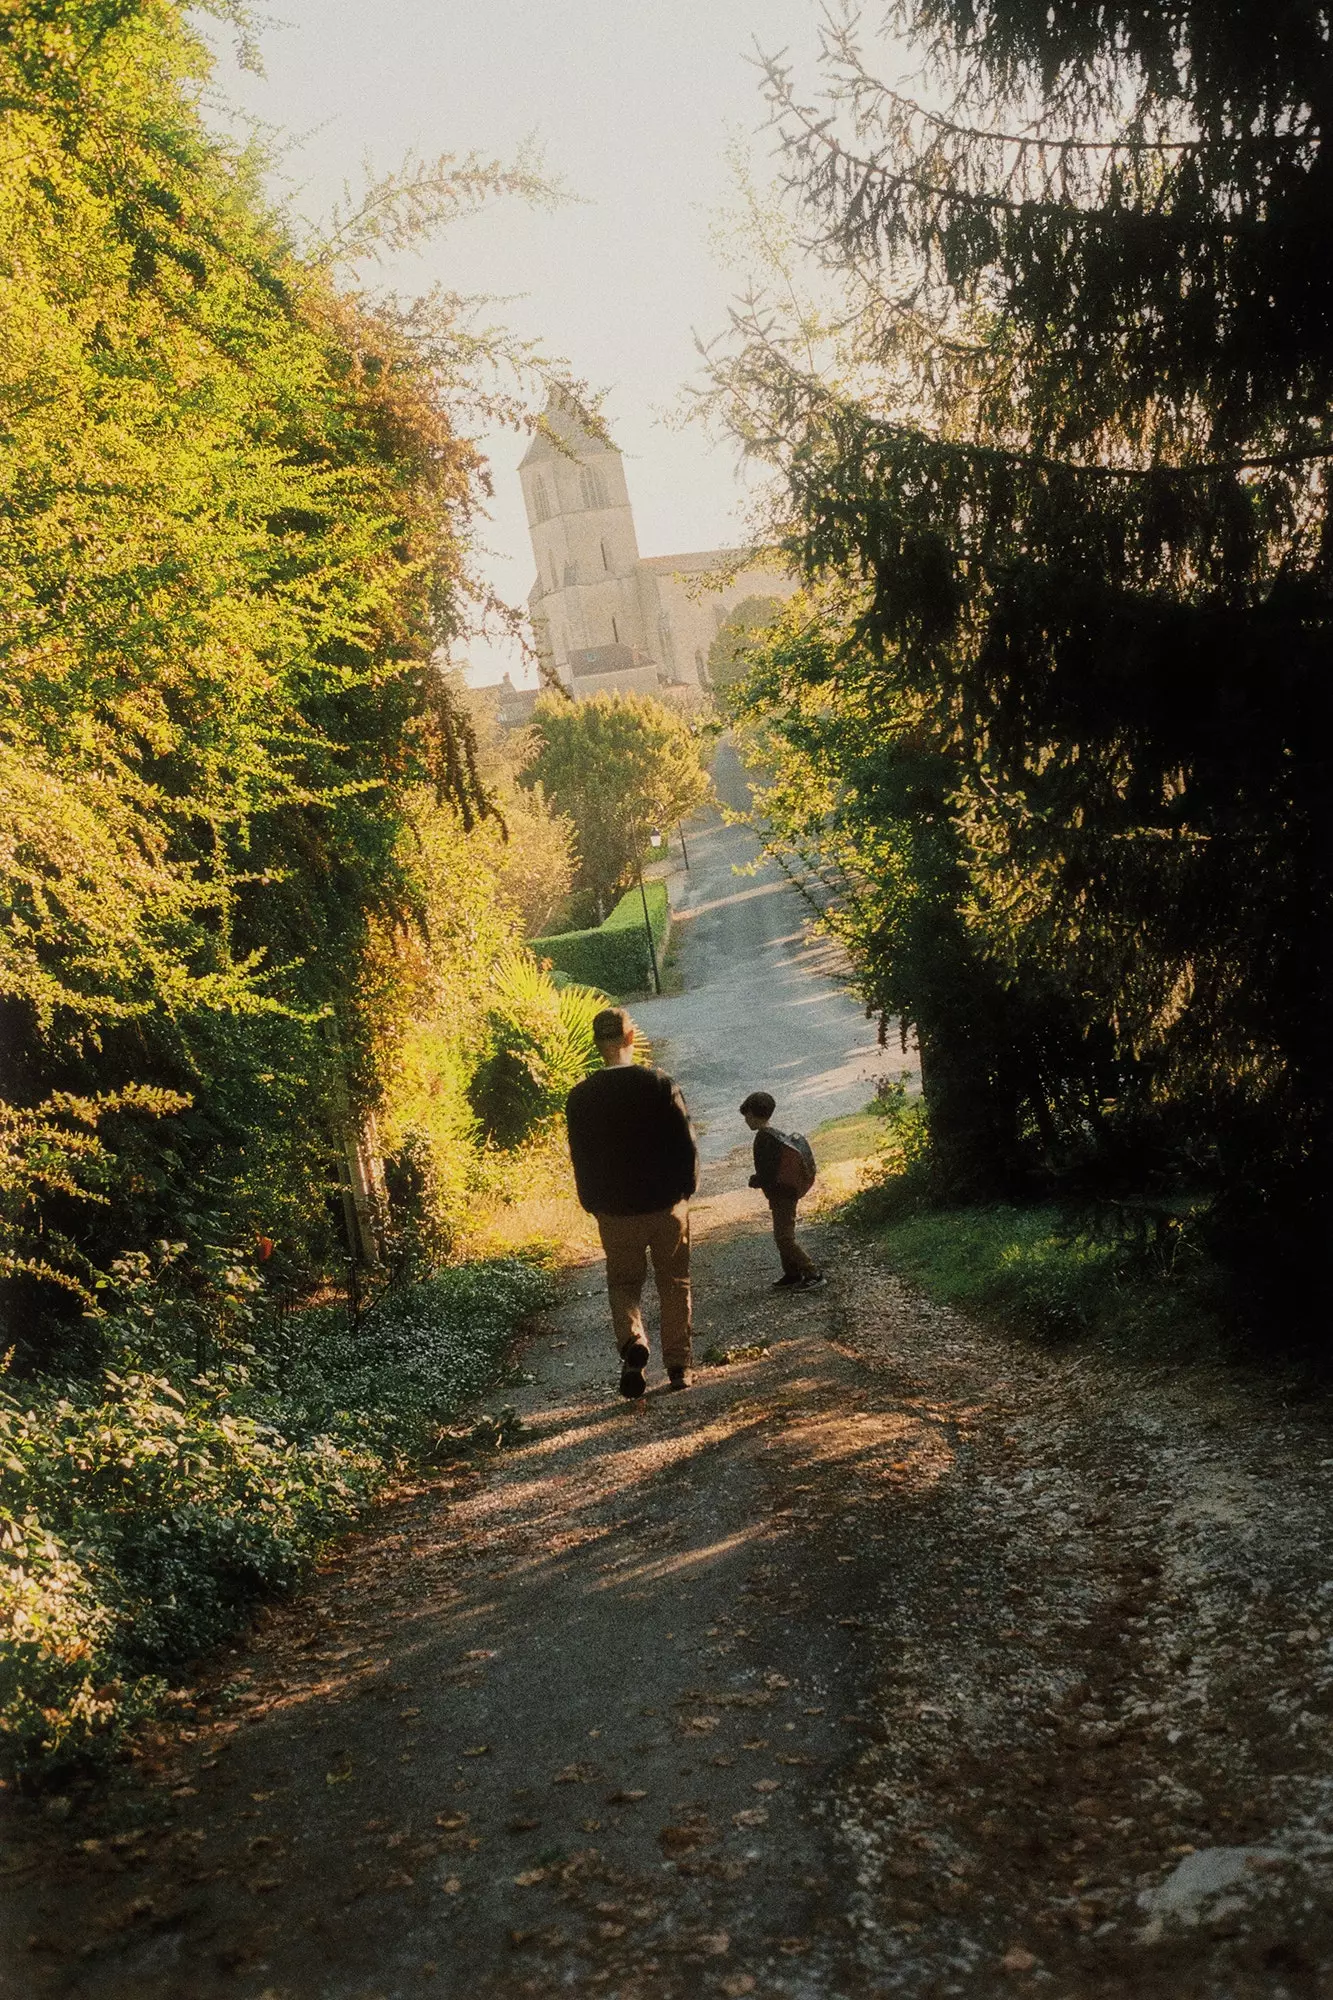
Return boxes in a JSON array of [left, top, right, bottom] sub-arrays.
[[772, 1129, 817, 1197]]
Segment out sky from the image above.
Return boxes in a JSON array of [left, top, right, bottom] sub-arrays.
[[203, 0, 853, 684]]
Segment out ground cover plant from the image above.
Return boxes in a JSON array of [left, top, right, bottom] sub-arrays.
[[0, 1257, 554, 1779]]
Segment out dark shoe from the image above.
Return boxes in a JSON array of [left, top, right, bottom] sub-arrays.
[[668, 1367, 690, 1391], [797, 1271, 826, 1288], [772, 1274, 802, 1288], [619, 1339, 650, 1398]]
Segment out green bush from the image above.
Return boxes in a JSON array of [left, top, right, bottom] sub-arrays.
[[531, 881, 670, 995], [468, 957, 605, 1147], [0, 1258, 554, 1778]]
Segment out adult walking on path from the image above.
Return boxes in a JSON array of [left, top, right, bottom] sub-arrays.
[[564, 1005, 698, 1397]]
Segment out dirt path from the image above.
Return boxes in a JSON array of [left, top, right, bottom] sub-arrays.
[[5, 1161, 1333, 2000]]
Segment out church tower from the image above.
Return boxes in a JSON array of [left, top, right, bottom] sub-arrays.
[[519, 395, 663, 697]]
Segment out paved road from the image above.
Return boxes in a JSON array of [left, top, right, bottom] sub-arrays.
[[634, 743, 902, 1160]]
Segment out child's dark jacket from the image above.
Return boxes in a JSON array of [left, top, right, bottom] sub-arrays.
[[748, 1126, 787, 1196]]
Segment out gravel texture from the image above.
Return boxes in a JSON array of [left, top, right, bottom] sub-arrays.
[[3, 1166, 1333, 1999]]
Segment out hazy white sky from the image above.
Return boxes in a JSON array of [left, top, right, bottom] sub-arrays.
[[205, 0, 847, 682]]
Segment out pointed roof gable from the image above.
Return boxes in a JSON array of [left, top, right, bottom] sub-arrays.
[[519, 390, 619, 469]]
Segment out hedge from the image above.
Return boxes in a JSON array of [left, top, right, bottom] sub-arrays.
[[531, 880, 670, 994]]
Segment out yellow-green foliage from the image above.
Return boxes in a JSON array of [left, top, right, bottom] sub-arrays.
[[0, 1, 561, 1327], [522, 691, 711, 910]]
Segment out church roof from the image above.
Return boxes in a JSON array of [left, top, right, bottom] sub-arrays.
[[519, 392, 619, 470], [638, 547, 752, 574]]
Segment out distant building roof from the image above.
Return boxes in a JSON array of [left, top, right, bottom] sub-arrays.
[[638, 548, 754, 575], [486, 674, 541, 728], [568, 643, 642, 680]]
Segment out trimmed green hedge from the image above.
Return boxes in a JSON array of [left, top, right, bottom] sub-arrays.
[[532, 880, 670, 994]]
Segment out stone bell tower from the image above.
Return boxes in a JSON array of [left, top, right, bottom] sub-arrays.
[[520, 394, 663, 697]]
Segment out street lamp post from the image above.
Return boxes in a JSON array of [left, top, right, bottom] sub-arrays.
[[639, 829, 663, 995], [678, 823, 690, 871]]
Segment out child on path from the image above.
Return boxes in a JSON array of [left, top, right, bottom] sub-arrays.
[[740, 1091, 824, 1289]]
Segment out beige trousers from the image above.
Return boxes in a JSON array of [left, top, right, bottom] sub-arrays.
[[767, 1191, 817, 1280], [595, 1203, 692, 1371]]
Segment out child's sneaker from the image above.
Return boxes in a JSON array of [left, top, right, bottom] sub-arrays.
[[797, 1272, 826, 1288], [772, 1274, 802, 1288]]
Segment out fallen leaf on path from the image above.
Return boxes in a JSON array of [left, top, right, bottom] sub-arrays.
[[764, 1673, 791, 1689], [441, 1877, 461, 1895], [752, 1779, 780, 1793], [399, 1708, 421, 1719], [597, 1922, 626, 1938], [779, 1938, 809, 1954], [733, 1808, 768, 1828], [683, 1714, 721, 1733], [552, 1762, 596, 1784], [659, 1823, 711, 1853], [777, 1754, 814, 1766], [720, 1976, 756, 1996], [249, 1877, 282, 1895], [462, 1745, 490, 1757], [514, 1868, 547, 1887], [605, 1788, 647, 1804], [1002, 1947, 1037, 1973], [580, 1818, 602, 1832], [435, 1814, 469, 1830], [711, 1754, 736, 1767], [699, 1931, 730, 1955], [507, 1817, 541, 1833], [463, 1650, 497, 1662], [382, 1871, 414, 1890]]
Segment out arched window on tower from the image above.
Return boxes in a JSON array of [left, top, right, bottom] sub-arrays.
[[580, 465, 607, 510], [531, 475, 551, 524]]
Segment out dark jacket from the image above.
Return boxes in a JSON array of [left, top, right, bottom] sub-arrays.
[[565, 1063, 698, 1216], [748, 1125, 787, 1197]]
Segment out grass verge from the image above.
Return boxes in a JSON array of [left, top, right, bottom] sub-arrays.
[[846, 1178, 1236, 1359]]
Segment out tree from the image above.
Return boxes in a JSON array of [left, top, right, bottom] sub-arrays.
[[0, 0, 593, 1348], [458, 683, 577, 937], [704, 2, 1333, 1307], [520, 694, 712, 916], [706, 597, 787, 715]]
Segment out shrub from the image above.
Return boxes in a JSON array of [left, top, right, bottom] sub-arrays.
[[531, 881, 670, 995], [0, 1258, 553, 1778], [468, 957, 605, 1147]]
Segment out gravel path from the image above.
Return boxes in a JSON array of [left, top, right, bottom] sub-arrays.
[[4, 1168, 1333, 1999]]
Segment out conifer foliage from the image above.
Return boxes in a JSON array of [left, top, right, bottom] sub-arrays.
[[709, 1, 1332, 1311]]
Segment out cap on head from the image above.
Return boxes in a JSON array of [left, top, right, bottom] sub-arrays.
[[739, 1090, 776, 1119], [593, 1005, 635, 1044]]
